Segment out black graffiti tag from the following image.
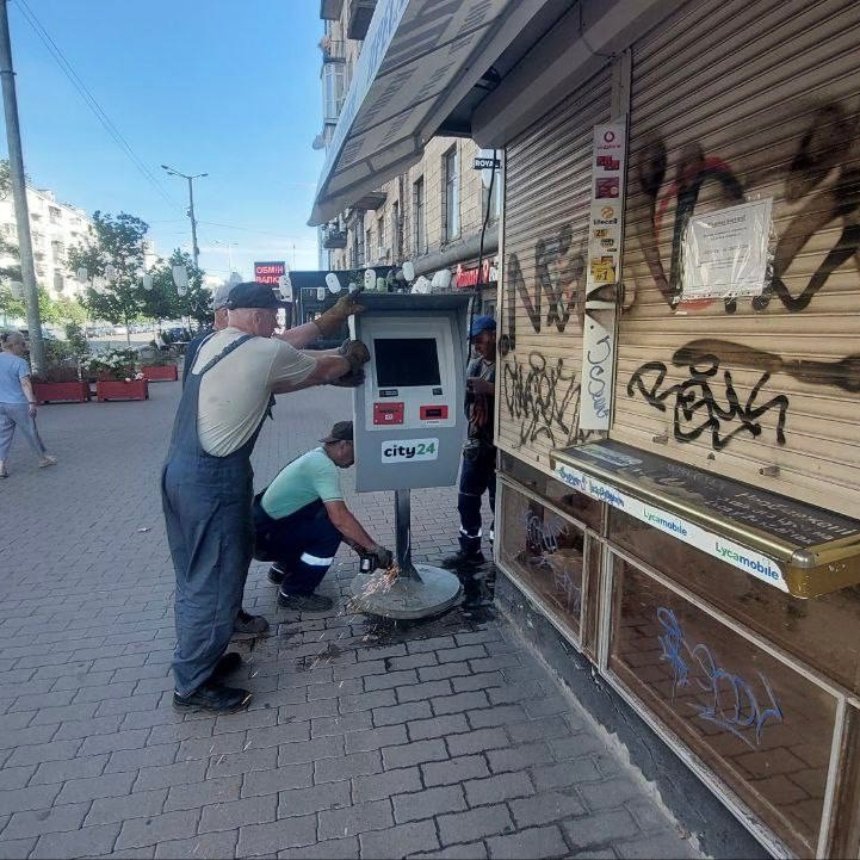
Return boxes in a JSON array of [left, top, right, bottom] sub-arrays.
[[501, 224, 585, 355], [626, 354, 789, 450], [635, 101, 860, 314], [502, 352, 581, 448]]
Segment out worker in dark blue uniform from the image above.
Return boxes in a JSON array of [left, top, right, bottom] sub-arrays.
[[442, 315, 497, 570], [162, 282, 368, 714]]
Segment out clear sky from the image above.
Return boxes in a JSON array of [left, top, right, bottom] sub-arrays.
[[4, 0, 325, 281]]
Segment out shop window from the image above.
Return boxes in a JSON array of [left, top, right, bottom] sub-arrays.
[[499, 452, 602, 530], [443, 145, 460, 241], [609, 557, 837, 857], [499, 483, 586, 640], [412, 177, 425, 255], [829, 708, 860, 858], [608, 508, 860, 694]]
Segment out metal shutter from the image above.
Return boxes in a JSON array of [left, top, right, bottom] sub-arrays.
[[498, 66, 612, 471], [615, 0, 860, 515]]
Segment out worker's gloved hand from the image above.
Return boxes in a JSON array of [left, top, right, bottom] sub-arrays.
[[367, 543, 395, 571], [328, 368, 365, 387], [315, 289, 366, 336], [339, 339, 370, 374]]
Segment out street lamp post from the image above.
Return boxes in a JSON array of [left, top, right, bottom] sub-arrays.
[[161, 164, 207, 270], [213, 239, 237, 273]]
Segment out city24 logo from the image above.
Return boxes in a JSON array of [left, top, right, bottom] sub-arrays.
[[381, 438, 439, 463]]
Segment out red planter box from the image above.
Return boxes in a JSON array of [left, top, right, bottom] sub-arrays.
[[142, 364, 178, 382], [33, 381, 90, 404], [96, 379, 149, 402]]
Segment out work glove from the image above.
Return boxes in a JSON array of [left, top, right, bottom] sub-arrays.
[[366, 543, 395, 571], [315, 289, 366, 336], [338, 338, 370, 375], [328, 368, 365, 387]]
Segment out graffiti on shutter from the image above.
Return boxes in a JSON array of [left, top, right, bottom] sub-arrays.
[[615, 0, 860, 512]]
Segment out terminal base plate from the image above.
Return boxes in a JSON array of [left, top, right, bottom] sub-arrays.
[[350, 564, 462, 620]]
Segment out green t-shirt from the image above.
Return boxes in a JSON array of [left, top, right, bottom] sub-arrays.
[[261, 447, 343, 519]]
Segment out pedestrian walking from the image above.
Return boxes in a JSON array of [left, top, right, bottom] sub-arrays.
[[0, 330, 57, 478], [441, 315, 497, 569], [162, 282, 369, 714], [254, 419, 394, 611]]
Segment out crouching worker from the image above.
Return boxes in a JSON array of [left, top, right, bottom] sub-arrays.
[[253, 420, 393, 611]]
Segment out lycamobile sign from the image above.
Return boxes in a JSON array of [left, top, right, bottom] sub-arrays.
[[643, 508, 688, 536], [715, 542, 781, 582], [553, 461, 788, 592]]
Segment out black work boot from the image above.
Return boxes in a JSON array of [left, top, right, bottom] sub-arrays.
[[233, 608, 270, 635], [277, 591, 334, 612], [172, 680, 252, 714], [440, 549, 486, 570], [209, 652, 242, 681], [267, 564, 285, 585]]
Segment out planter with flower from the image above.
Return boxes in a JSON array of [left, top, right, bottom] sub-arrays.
[[32, 337, 90, 404], [82, 349, 149, 402], [139, 343, 179, 382], [32, 363, 90, 404]]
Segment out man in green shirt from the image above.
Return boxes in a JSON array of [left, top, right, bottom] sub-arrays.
[[253, 420, 393, 611]]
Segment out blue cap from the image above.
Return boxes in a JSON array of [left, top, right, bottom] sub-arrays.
[[470, 315, 497, 338]]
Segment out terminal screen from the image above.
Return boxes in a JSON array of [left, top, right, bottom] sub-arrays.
[[374, 338, 441, 387]]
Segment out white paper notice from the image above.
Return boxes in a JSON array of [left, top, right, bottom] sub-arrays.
[[682, 199, 773, 299]]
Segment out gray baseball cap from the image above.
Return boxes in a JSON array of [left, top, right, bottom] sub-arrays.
[[210, 282, 233, 310]]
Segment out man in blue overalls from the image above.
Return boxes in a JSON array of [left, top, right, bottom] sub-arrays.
[[163, 282, 369, 714]]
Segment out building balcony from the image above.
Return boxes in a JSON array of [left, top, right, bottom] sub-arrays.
[[323, 226, 348, 249], [320, 38, 345, 62], [354, 190, 386, 210], [347, 0, 376, 40], [320, 0, 344, 21]]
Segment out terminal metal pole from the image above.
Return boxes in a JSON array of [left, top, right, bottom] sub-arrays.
[[394, 489, 420, 580]]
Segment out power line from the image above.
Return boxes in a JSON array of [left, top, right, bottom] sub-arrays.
[[14, 0, 179, 211]]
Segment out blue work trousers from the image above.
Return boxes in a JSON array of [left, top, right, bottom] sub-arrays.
[[458, 443, 496, 555], [254, 498, 341, 595]]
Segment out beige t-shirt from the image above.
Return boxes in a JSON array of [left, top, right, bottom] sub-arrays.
[[191, 328, 316, 456]]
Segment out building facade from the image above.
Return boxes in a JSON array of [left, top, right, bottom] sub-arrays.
[[0, 186, 92, 298], [312, 1, 860, 856], [316, 0, 501, 310]]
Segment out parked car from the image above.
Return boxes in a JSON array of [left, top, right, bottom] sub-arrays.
[[112, 324, 128, 336]]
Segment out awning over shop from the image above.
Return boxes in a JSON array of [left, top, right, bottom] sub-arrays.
[[308, 0, 552, 226]]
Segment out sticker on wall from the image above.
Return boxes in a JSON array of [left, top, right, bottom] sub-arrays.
[[581, 120, 628, 430]]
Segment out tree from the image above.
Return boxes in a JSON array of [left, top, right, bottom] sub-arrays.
[[142, 250, 212, 330], [0, 283, 24, 327], [67, 211, 149, 345]]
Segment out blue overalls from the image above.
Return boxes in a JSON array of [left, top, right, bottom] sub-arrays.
[[162, 334, 265, 696]]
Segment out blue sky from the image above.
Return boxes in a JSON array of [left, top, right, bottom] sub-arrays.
[[5, 0, 325, 280]]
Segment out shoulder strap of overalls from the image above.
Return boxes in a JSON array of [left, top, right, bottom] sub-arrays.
[[197, 333, 255, 376]]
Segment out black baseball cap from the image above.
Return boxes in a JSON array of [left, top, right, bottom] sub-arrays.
[[320, 420, 354, 444], [224, 282, 289, 310]]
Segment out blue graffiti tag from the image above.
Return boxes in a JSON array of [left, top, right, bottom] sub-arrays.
[[655, 608, 783, 749]]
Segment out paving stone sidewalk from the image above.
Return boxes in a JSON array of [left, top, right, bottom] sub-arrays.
[[0, 381, 701, 859]]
